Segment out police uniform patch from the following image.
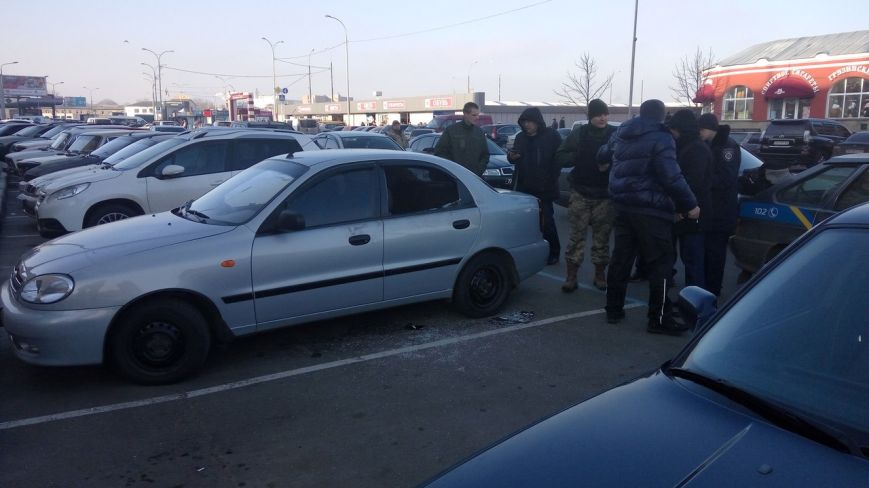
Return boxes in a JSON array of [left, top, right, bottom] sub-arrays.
[[723, 149, 735, 161]]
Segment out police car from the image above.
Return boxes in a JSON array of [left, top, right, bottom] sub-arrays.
[[730, 153, 869, 276]]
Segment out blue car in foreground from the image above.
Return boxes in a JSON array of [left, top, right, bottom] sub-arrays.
[[424, 203, 869, 487]]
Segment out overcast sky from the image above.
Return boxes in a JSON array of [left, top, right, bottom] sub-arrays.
[[4, 0, 867, 106]]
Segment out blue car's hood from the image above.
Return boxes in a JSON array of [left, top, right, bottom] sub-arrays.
[[424, 372, 869, 487], [22, 211, 234, 273]]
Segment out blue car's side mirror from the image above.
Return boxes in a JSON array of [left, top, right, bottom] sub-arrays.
[[677, 286, 718, 331]]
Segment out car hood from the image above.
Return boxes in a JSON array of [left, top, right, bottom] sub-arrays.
[[21, 212, 234, 273], [30, 165, 101, 189], [19, 154, 76, 165], [487, 154, 512, 169], [42, 165, 122, 192], [424, 372, 869, 487]]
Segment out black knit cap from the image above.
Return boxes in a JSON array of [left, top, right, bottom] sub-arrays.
[[587, 99, 609, 119], [698, 113, 719, 131], [666, 109, 699, 133], [639, 99, 666, 122]]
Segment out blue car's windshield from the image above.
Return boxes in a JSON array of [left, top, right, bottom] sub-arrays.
[[681, 228, 869, 436]]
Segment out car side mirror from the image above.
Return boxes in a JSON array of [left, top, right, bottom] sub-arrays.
[[422, 147, 435, 154], [677, 286, 718, 331], [277, 210, 305, 232], [161, 164, 185, 178]]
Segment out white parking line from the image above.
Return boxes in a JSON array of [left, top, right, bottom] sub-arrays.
[[0, 304, 642, 431], [537, 271, 644, 305]]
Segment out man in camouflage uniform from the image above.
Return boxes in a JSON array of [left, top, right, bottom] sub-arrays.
[[555, 99, 617, 291]]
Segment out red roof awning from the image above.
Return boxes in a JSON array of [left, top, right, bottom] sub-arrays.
[[765, 76, 815, 99], [692, 84, 715, 104]]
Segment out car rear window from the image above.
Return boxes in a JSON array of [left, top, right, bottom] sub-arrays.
[[764, 123, 808, 138], [341, 136, 402, 150]]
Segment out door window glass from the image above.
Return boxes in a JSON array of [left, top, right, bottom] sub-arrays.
[[777, 166, 857, 207], [409, 136, 435, 153], [384, 165, 461, 215], [230, 138, 302, 171], [286, 168, 378, 227], [833, 170, 869, 211], [154, 140, 228, 177]]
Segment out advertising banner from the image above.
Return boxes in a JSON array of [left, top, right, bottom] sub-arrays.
[[1, 75, 47, 96]]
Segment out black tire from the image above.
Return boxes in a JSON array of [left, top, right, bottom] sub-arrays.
[[109, 299, 211, 385], [85, 202, 140, 228], [453, 253, 512, 318]]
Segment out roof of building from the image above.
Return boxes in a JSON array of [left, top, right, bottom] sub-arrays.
[[716, 30, 869, 67]]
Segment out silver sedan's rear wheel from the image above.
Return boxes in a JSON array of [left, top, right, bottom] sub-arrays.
[[453, 253, 511, 318]]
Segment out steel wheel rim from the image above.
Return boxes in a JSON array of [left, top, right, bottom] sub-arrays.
[[132, 321, 185, 367], [469, 266, 502, 307]]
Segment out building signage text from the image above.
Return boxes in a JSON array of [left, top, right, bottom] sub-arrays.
[[827, 64, 869, 81], [424, 97, 453, 109], [325, 103, 341, 112], [761, 69, 820, 95], [357, 101, 378, 111], [382, 100, 406, 110]]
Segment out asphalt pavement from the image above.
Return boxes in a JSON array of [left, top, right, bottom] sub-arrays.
[[0, 182, 743, 487]]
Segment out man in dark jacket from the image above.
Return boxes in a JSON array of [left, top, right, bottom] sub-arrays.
[[698, 113, 740, 297], [556, 99, 617, 291], [509, 107, 563, 265], [667, 109, 712, 289], [434, 102, 489, 176], [605, 100, 699, 335]]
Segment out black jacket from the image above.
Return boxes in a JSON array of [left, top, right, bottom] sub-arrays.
[[556, 123, 617, 198], [702, 125, 741, 232], [673, 132, 712, 234], [511, 107, 563, 201], [607, 116, 697, 221]]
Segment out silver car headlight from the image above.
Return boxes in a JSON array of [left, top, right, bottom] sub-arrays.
[[20, 274, 75, 304], [50, 183, 90, 200], [482, 169, 501, 176]]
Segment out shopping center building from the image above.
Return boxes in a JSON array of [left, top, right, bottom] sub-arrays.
[[697, 30, 869, 131]]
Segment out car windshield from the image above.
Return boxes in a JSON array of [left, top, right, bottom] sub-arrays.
[[49, 132, 71, 149], [183, 158, 308, 225], [486, 138, 505, 155], [14, 125, 45, 137], [739, 148, 763, 173], [40, 125, 69, 139], [90, 136, 136, 158], [679, 228, 869, 438], [113, 137, 187, 170], [66, 135, 102, 153], [102, 138, 161, 165], [341, 136, 402, 150]]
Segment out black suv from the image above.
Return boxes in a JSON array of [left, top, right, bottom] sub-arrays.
[[758, 118, 851, 172]]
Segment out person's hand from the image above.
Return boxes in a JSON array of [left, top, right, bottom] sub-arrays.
[[597, 163, 610, 172], [687, 206, 700, 220]]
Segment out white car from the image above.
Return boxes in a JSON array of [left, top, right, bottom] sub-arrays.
[[34, 128, 318, 237]]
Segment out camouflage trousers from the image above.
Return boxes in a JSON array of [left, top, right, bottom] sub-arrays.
[[564, 191, 614, 267]]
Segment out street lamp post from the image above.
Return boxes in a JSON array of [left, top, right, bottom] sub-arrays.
[[141, 48, 173, 121], [1, 61, 19, 119], [83, 86, 99, 118], [48, 80, 64, 119], [141, 62, 158, 120], [307, 48, 315, 104], [467, 60, 478, 94], [261, 37, 284, 121], [325, 15, 351, 124]]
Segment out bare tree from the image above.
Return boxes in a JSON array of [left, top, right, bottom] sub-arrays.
[[555, 52, 614, 106], [670, 47, 717, 106]]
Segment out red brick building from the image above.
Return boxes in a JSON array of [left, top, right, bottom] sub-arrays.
[[697, 30, 869, 131]]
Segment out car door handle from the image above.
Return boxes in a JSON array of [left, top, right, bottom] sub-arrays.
[[453, 219, 470, 229], [349, 234, 371, 246]]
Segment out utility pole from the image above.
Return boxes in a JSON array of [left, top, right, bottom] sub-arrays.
[[142, 48, 174, 121], [627, 0, 639, 118], [261, 37, 284, 122], [498, 73, 501, 102], [330, 62, 334, 103], [326, 15, 351, 124], [307, 48, 315, 103]]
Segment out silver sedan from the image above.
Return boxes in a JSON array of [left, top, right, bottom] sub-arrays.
[[2, 149, 549, 384]]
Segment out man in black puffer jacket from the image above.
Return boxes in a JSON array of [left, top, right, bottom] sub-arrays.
[[698, 113, 740, 298], [667, 109, 712, 290], [604, 100, 699, 335], [509, 107, 564, 265]]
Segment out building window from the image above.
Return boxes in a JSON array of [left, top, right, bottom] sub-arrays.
[[768, 98, 811, 120], [134, 108, 140, 113], [828, 77, 869, 118], [723, 86, 754, 120]]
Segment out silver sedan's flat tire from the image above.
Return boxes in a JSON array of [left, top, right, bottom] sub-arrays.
[[453, 253, 511, 318], [109, 299, 211, 385]]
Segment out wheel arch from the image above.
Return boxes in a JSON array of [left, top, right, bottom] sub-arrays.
[[83, 198, 145, 228], [103, 289, 234, 362]]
